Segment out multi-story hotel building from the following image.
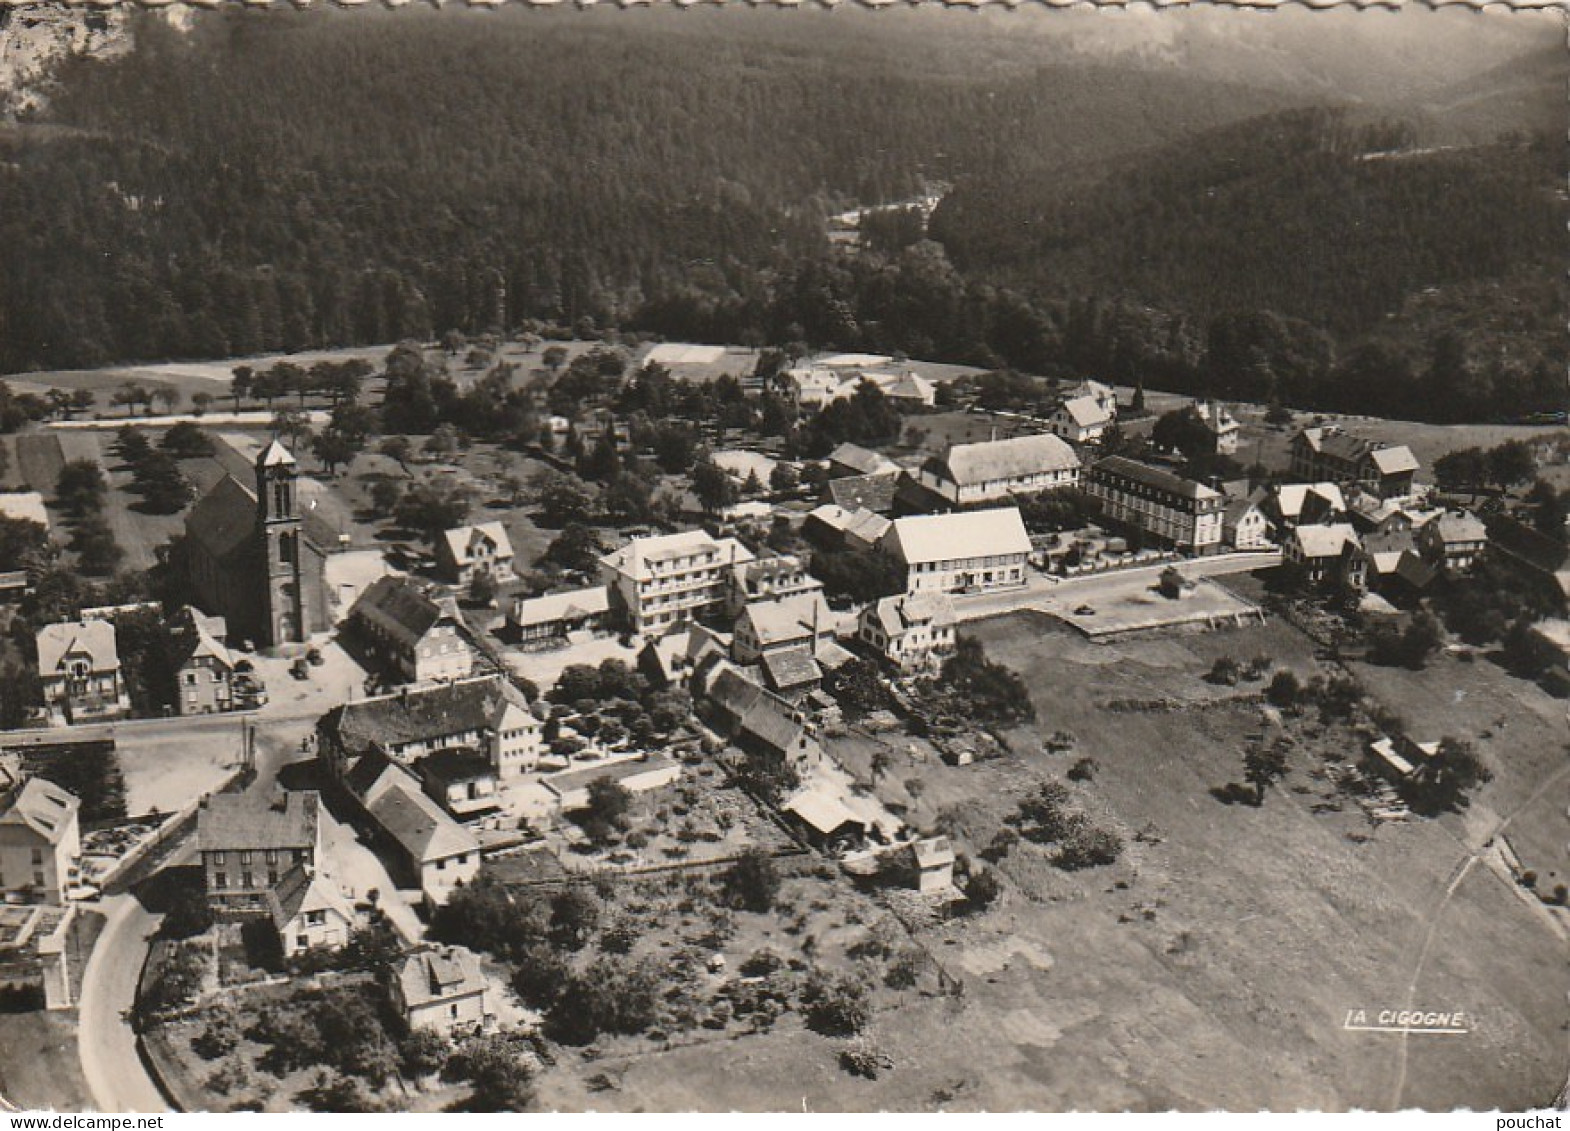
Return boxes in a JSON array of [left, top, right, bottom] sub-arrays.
[[1084, 456, 1225, 554], [600, 530, 756, 637]]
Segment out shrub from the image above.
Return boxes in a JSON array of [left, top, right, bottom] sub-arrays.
[[721, 848, 781, 913], [1266, 669, 1301, 708], [1066, 757, 1098, 783], [961, 869, 1001, 912], [840, 1037, 891, 1079], [1053, 824, 1123, 871], [1206, 657, 1240, 686], [803, 972, 871, 1037]]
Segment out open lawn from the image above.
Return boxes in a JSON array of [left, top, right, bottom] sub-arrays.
[[0, 1009, 93, 1111], [906, 611, 1568, 1111]]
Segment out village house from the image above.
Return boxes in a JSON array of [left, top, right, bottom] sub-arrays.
[[198, 791, 322, 916], [700, 660, 824, 774], [1195, 401, 1240, 455], [758, 647, 824, 700], [823, 472, 899, 515], [732, 591, 835, 664], [725, 553, 823, 616], [1256, 482, 1348, 540], [416, 748, 501, 820], [857, 592, 957, 672], [827, 442, 899, 480], [1084, 457, 1224, 555], [180, 440, 330, 648], [915, 433, 1081, 507], [1418, 510, 1488, 575], [1289, 427, 1420, 500], [881, 507, 1032, 595], [347, 575, 476, 686], [0, 778, 81, 904], [35, 618, 130, 725], [1284, 523, 1365, 588], [436, 522, 516, 588], [345, 752, 480, 906], [803, 504, 892, 554], [266, 864, 356, 959], [171, 608, 237, 716], [600, 529, 755, 637], [825, 369, 936, 410], [505, 585, 609, 651], [1049, 395, 1114, 446], [394, 946, 493, 1036], [781, 785, 869, 850], [780, 367, 842, 410], [1366, 733, 1442, 783], [317, 675, 543, 782], [909, 836, 956, 893], [1352, 531, 1436, 597], [1223, 498, 1273, 551], [540, 754, 682, 813], [1062, 379, 1119, 419]]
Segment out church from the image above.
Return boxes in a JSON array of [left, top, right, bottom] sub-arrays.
[[181, 440, 330, 649]]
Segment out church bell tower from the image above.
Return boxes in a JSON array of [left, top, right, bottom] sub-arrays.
[[255, 439, 306, 646]]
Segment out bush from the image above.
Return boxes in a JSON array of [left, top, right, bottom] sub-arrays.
[[399, 1027, 452, 1079], [720, 848, 781, 913], [839, 1037, 892, 1079], [1066, 756, 1098, 783], [1053, 824, 1123, 870], [803, 972, 871, 1037], [1205, 657, 1240, 686], [1266, 670, 1301, 708], [962, 868, 1001, 911]]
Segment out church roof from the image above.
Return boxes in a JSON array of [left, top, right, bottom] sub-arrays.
[[184, 474, 260, 562], [257, 439, 297, 468]]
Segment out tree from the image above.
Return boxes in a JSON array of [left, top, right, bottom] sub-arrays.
[[394, 480, 472, 543], [1487, 440, 1536, 490], [153, 387, 182, 415], [0, 515, 50, 574], [540, 523, 602, 575], [822, 657, 892, 718], [448, 1035, 536, 1112], [869, 749, 892, 783], [368, 477, 404, 514], [720, 848, 780, 913], [809, 549, 904, 605], [312, 430, 358, 477], [378, 435, 414, 473], [1501, 619, 1561, 678], [548, 886, 602, 951], [534, 470, 598, 528], [133, 451, 194, 514], [769, 462, 800, 493], [1403, 737, 1492, 816], [962, 867, 1001, 911], [190, 391, 214, 417], [547, 957, 660, 1045], [1242, 741, 1290, 805], [1266, 669, 1301, 708], [581, 776, 632, 843], [933, 636, 1035, 725], [691, 457, 737, 514], [160, 421, 215, 458], [803, 972, 871, 1036], [55, 460, 107, 517], [70, 515, 123, 576], [229, 366, 254, 411], [1370, 611, 1443, 670], [1053, 820, 1124, 869]]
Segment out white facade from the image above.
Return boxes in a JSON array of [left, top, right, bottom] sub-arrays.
[[882, 508, 1032, 596], [600, 531, 754, 637]]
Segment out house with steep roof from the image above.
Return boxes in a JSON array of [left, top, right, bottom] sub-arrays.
[[701, 661, 823, 772], [725, 553, 823, 618], [416, 748, 501, 820], [1418, 510, 1488, 576], [180, 439, 329, 648], [0, 778, 81, 904], [759, 647, 823, 700], [171, 607, 237, 716], [1258, 482, 1348, 539], [1223, 498, 1272, 551], [916, 433, 1081, 507], [35, 618, 130, 724], [267, 864, 356, 958], [733, 591, 834, 664], [882, 507, 1032, 595], [1289, 428, 1420, 500], [1084, 457, 1224, 554], [804, 505, 892, 554], [828, 443, 899, 480], [599, 529, 754, 637], [1195, 401, 1240, 455], [198, 791, 322, 916], [395, 945, 493, 1035], [348, 575, 475, 686], [1062, 379, 1118, 419], [1352, 531, 1435, 597], [1049, 395, 1114, 445], [1284, 523, 1364, 588], [858, 592, 957, 672], [824, 472, 899, 515], [910, 836, 956, 893], [436, 522, 516, 589], [318, 675, 542, 782], [351, 755, 480, 906]]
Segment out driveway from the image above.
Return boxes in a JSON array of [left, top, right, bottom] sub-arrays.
[[75, 894, 168, 1113]]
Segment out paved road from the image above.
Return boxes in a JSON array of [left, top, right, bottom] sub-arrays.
[[75, 894, 169, 1113], [951, 551, 1280, 625]]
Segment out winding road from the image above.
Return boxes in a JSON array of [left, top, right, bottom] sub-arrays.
[[75, 894, 168, 1113]]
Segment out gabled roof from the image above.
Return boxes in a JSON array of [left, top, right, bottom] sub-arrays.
[[1055, 395, 1113, 430], [828, 443, 897, 477], [1368, 446, 1420, 476], [782, 786, 864, 837], [761, 647, 822, 692], [184, 474, 259, 562], [267, 864, 355, 932], [1361, 531, 1418, 575], [198, 791, 318, 854], [257, 439, 297, 468], [826, 473, 899, 514], [1430, 511, 1487, 545], [509, 585, 609, 630], [1091, 456, 1221, 502], [368, 777, 478, 864], [173, 606, 233, 672], [0, 492, 49, 529], [1270, 483, 1347, 521], [1294, 428, 1417, 477], [35, 619, 119, 674], [327, 677, 531, 755], [0, 778, 79, 845], [419, 747, 495, 785], [912, 836, 955, 869], [1196, 402, 1239, 434], [350, 575, 461, 647], [440, 522, 515, 568], [867, 592, 957, 638], [1290, 523, 1361, 560], [398, 946, 485, 1010], [885, 508, 1031, 565], [936, 433, 1080, 487], [739, 592, 831, 648]]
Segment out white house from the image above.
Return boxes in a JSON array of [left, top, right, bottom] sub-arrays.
[[1050, 395, 1114, 445], [436, 522, 516, 588], [881, 508, 1032, 595], [599, 530, 754, 637], [857, 593, 957, 672], [1195, 402, 1240, 455], [395, 946, 493, 1035], [915, 433, 1080, 506]]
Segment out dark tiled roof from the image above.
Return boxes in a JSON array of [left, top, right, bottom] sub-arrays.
[[1090, 456, 1220, 502], [761, 646, 821, 692], [184, 475, 258, 562], [826, 473, 898, 514], [198, 791, 318, 853], [419, 747, 494, 784], [329, 677, 526, 754], [350, 576, 456, 645]]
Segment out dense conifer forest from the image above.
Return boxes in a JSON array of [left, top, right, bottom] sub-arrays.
[[0, 5, 1562, 422]]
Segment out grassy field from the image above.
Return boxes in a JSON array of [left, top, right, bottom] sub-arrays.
[[0, 1009, 93, 1111]]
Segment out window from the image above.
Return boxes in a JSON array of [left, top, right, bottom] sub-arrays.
[[185, 672, 197, 685], [241, 871, 254, 888], [239, 851, 251, 865], [215, 872, 227, 889], [30, 848, 43, 865]]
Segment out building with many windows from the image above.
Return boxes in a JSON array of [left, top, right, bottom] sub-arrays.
[[35, 618, 130, 724], [881, 507, 1032, 595], [915, 433, 1081, 507], [1084, 456, 1225, 554], [0, 778, 81, 904], [198, 791, 322, 916], [857, 592, 958, 672], [1289, 428, 1420, 500], [599, 530, 754, 637], [347, 575, 476, 686]]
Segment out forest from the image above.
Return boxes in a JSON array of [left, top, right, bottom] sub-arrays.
[[0, 5, 1562, 424]]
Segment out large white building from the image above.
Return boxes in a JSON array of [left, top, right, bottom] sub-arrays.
[[881, 508, 1032, 595], [1049, 395, 1114, 445], [600, 530, 754, 636], [1085, 456, 1225, 554], [915, 433, 1081, 507]]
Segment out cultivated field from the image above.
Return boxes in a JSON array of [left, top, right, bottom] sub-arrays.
[[0, 1010, 94, 1111]]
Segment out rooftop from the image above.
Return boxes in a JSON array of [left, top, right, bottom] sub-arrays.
[[885, 507, 1031, 565], [35, 618, 119, 674], [398, 945, 485, 1010], [325, 676, 531, 755], [440, 522, 515, 568], [936, 433, 1080, 487], [198, 791, 318, 854], [1091, 456, 1221, 502], [600, 530, 754, 580], [349, 575, 461, 646], [0, 778, 79, 845]]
